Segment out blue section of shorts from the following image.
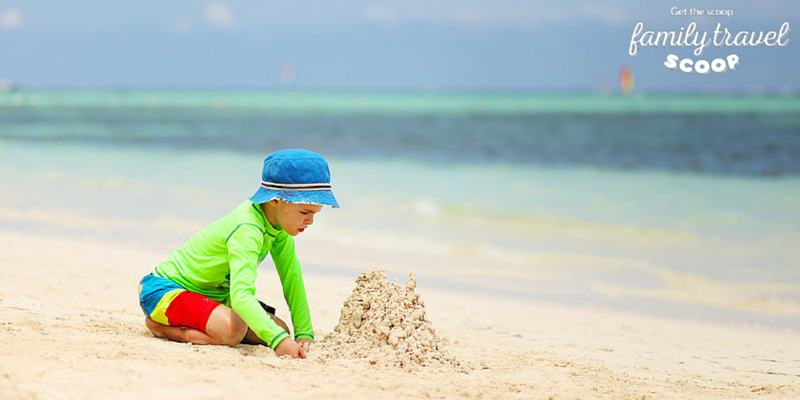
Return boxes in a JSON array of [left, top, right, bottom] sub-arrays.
[[138, 274, 184, 316]]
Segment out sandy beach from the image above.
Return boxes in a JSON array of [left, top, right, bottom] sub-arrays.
[[3, 2, 800, 398], [1, 230, 798, 400]]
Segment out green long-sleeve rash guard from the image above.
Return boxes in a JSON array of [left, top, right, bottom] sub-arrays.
[[153, 200, 314, 349]]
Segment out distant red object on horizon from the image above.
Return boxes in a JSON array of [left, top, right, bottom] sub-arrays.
[[281, 62, 296, 87], [619, 64, 634, 95]]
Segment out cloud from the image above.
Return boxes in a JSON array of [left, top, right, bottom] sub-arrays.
[[204, 3, 236, 29], [0, 8, 22, 30]]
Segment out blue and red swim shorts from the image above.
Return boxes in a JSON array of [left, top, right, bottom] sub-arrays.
[[138, 274, 222, 332]]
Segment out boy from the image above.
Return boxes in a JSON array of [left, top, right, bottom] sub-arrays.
[[138, 149, 339, 359]]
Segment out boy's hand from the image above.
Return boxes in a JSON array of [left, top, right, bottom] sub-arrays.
[[296, 337, 315, 352], [275, 337, 307, 359]]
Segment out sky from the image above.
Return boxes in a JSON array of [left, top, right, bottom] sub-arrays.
[[0, 0, 798, 92]]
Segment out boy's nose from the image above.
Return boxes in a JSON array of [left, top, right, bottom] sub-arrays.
[[306, 215, 315, 225]]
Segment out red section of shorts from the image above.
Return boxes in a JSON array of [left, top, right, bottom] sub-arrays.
[[164, 291, 222, 332]]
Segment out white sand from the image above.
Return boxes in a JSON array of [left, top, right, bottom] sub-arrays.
[[1, 230, 799, 400]]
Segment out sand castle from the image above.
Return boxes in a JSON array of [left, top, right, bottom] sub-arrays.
[[317, 269, 468, 372]]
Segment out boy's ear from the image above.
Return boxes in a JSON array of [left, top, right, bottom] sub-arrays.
[[268, 199, 280, 206]]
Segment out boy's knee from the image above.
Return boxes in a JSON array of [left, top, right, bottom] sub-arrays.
[[219, 316, 248, 346], [207, 307, 248, 346]]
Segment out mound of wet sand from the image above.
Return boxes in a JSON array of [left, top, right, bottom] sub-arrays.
[[316, 269, 468, 372]]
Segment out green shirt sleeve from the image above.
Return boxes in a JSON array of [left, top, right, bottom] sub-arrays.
[[226, 223, 289, 349], [270, 232, 315, 340]]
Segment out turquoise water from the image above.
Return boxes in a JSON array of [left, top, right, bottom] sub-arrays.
[[3, 91, 800, 114], [3, 91, 799, 176], [1, 91, 798, 330]]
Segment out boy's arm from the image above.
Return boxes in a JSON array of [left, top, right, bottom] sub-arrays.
[[270, 233, 315, 341], [226, 224, 291, 349]]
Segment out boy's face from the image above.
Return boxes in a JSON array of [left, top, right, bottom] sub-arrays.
[[268, 200, 323, 236]]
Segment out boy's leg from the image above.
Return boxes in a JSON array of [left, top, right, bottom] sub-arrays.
[[145, 316, 216, 344], [241, 313, 290, 345], [140, 275, 246, 346], [144, 304, 248, 346]]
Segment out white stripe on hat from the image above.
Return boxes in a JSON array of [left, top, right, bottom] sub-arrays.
[[261, 181, 331, 191]]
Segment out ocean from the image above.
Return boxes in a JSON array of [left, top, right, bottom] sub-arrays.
[[1, 91, 799, 330]]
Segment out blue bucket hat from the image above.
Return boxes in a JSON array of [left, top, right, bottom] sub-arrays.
[[249, 149, 339, 208]]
